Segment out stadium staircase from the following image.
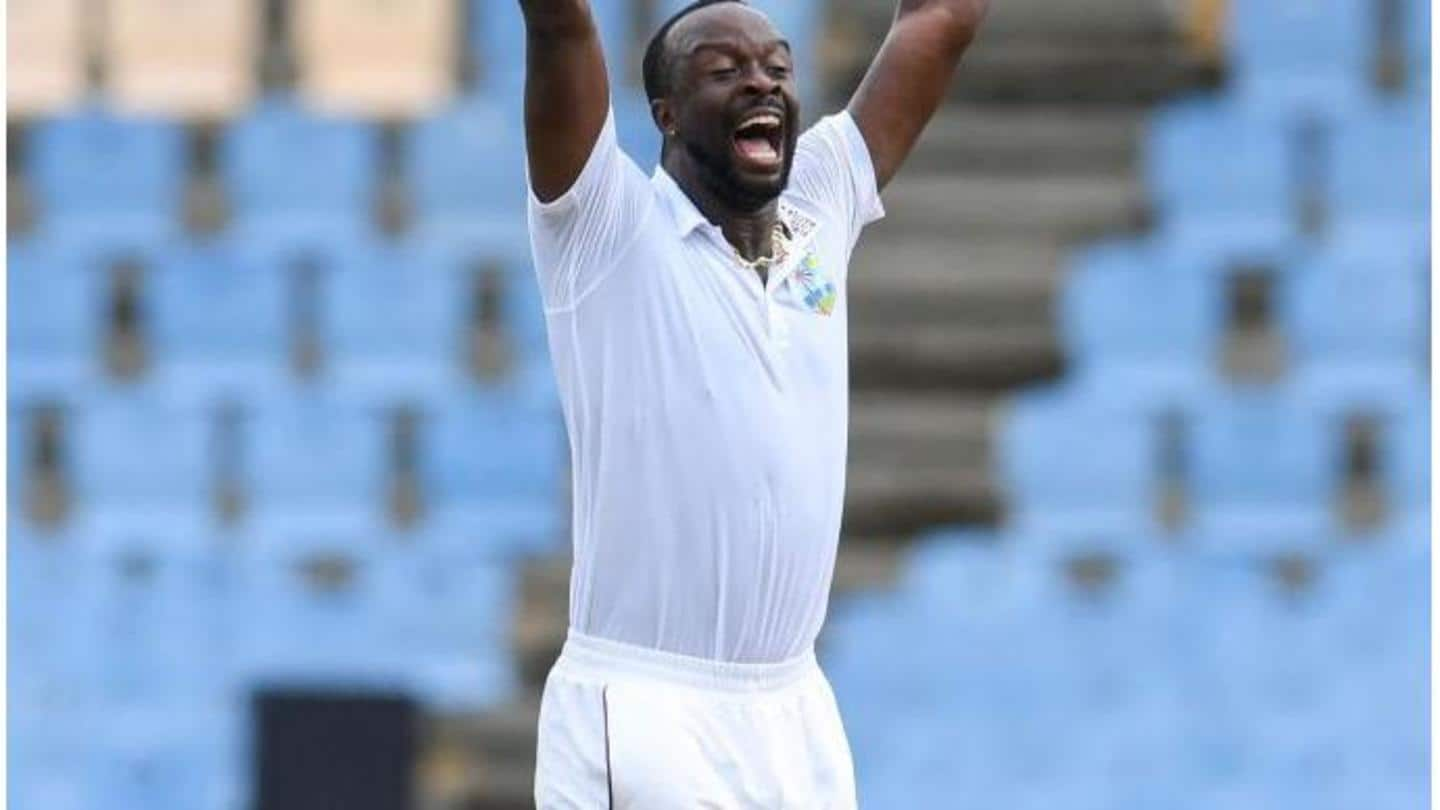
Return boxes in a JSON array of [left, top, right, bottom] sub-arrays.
[[443, 2, 1217, 807]]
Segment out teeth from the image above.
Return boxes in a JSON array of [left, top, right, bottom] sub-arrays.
[[739, 112, 782, 131]]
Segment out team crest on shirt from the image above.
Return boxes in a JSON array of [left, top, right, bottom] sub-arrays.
[[777, 202, 837, 317], [793, 253, 838, 316]]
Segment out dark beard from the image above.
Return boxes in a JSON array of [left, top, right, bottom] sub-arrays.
[[682, 135, 791, 213]]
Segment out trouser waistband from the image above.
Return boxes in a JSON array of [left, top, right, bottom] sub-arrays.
[[555, 629, 819, 694]]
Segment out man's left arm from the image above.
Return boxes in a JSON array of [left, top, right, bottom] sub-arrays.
[[847, 0, 990, 192]]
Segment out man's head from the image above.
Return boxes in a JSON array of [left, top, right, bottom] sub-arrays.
[[643, 1, 801, 212]]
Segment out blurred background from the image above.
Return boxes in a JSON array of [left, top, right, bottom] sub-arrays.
[[5, 0, 1430, 808]]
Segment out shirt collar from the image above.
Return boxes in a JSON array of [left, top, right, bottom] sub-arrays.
[[652, 167, 710, 239]]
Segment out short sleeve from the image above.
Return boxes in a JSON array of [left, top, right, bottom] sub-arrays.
[[526, 108, 655, 311], [785, 111, 885, 249]]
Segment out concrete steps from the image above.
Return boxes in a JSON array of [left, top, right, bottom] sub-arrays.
[[848, 239, 1061, 328], [872, 172, 1144, 239], [851, 321, 1064, 390], [898, 105, 1145, 176]]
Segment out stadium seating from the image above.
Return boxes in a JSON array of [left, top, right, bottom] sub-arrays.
[[1323, 99, 1429, 243], [7, 0, 89, 116], [403, 95, 530, 259], [28, 104, 188, 252], [1143, 98, 1301, 264], [291, 0, 458, 118], [1226, 0, 1375, 117], [8, 235, 106, 399], [1280, 242, 1427, 413], [103, 0, 258, 119], [1058, 239, 1224, 408], [240, 398, 389, 542], [1183, 390, 1342, 555], [825, 537, 1427, 810], [149, 237, 293, 407], [383, 553, 520, 710], [220, 95, 381, 244], [232, 542, 411, 689], [68, 395, 214, 550], [414, 397, 566, 559], [319, 237, 469, 407], [998, 390, 1163, 551]]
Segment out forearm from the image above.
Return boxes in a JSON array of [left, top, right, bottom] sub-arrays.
[[848, 0, 989, 189], [518, 0, 610, 202]]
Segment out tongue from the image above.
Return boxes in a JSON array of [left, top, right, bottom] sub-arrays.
[[737, 135, 778, 164]]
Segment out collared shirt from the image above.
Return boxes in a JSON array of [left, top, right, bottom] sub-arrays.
[[527, 107, 884, 663]]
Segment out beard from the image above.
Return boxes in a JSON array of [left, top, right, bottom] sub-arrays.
[[680, 127, 797, 213]]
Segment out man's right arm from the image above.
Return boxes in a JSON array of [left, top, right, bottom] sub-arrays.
[[519, 0, 611, 203]]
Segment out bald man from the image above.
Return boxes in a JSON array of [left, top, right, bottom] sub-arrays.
[[518, 1, 989, 805]]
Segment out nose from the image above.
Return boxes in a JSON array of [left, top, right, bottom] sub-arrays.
[[741, 61, 780, 96]]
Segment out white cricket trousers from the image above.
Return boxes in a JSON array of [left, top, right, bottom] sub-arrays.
[[533, 630, 860, 809]]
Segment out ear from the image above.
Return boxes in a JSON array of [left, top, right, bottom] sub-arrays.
[[651, 98, 677, 137]]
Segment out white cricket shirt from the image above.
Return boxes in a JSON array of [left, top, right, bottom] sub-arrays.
[[527, 107, 884, 663]]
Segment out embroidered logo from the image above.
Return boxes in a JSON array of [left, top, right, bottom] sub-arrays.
[[794, 253, 837, 316]]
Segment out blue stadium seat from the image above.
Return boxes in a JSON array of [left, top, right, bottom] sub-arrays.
[[1227, 0, 1375, 117], [405, 242, 556, 406], [320, 238, 469, 407], [69, 396, 214, 551], [232, 544, 410, 690], [9, 524, 98, 706], [998, 389, 1163, 550], [242, 397, 389, 542], [403, 96, 529, 260], [9, 690, 91, 810], [150, 237, 292, 408], [384, 553, 518, 710], [1281, 244, 1427, 413], [895, 527, 1014, 616], [28, 104, 187, 249], [220, 94, 381, 243], [1059, 239, 1224, 409], [87, 544, 236, 704], [88, 701, 245, 810], [415, 398, 566, 558], [1184, 390, 1342, 555], [7, 236, 106, 400], [1324, 100, 1429, 243], [1144, 98, 1300, 264]]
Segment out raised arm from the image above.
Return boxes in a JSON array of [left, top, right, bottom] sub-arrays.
[[846, 0, 990, 191], [519, 0, 612, 202]]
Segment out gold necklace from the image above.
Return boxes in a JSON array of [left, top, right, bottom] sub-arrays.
[[733, 221, 788, 271]]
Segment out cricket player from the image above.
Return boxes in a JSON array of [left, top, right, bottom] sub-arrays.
[[518, 0, 988, 805]]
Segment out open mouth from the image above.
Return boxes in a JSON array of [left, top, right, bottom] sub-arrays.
[[732, 110, 785, 173]]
